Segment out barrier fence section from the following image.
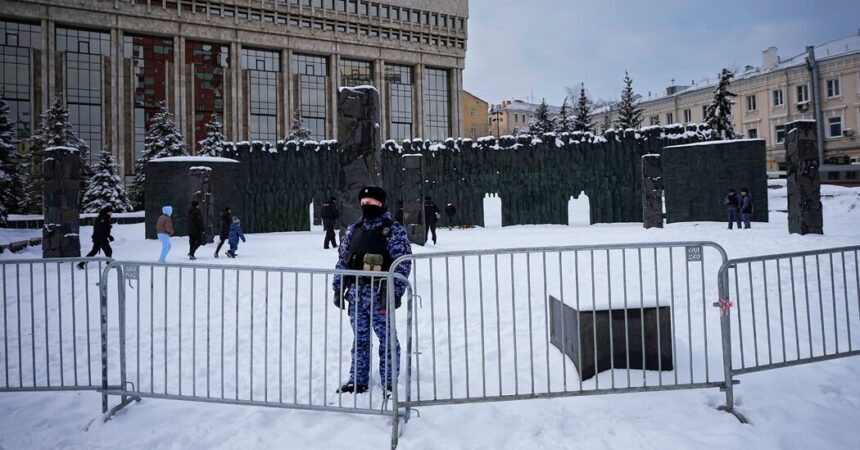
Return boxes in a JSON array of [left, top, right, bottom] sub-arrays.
[[392, 242, 728, 411], [718, 245, 860, 414], [98, 261, 409, 445], [0, 257, 118, 393]]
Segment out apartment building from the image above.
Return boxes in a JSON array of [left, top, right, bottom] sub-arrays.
[[461, 89, 488, 139], [0, 0, 469, 180], [489, 99, 562, 136]]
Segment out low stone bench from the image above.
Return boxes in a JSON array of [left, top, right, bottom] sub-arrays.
[[549, 295, 673, 381]]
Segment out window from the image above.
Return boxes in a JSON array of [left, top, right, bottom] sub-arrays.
[[746, 95, 757, 112], [748, 128, 758, 139], [292, 53, 327, 140], [423, 68, 450, 141], [666, 112, 673, 124], [57, 27, 111, 162], [772, 89, 784, 107], [683, 109, 691, 123], [514, 113, 518, 123], [796, 84, 809, 103], [124, 34, 174, 163], [385, 65, 413, 141], [775, 124, 786, 144], [339, 58, 372, 87], [0, 20, 41, 139], [826, 78, 841, 98], [370, 3, 378, 16], [187, 41, 229, 152], [470, 108, 475, 118], [649, 115, 659, 126], [827, 115, 843, 138], [335, 0, 345, 12], [242, 48, 280, 142], [701, 105, 708, 121]]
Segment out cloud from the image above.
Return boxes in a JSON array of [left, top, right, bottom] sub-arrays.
[[463, 0, 859, 105]]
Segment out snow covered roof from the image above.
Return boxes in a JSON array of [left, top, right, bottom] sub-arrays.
[[500, 100, 563, 114], [150, 156, 239, 163], [45, 146, 79, 152]]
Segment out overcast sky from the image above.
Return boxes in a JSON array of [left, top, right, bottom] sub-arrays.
[[463, 0, 860, 105]]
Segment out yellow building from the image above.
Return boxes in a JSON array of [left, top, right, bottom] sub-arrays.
[[462, 90, 489, 139], [597, 31, 860, 171]]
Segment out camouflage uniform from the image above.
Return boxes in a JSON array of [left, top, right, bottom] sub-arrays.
[[333, 211, 412, 388]]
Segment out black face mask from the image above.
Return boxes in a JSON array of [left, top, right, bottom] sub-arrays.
[[361, 204, 383, 219]]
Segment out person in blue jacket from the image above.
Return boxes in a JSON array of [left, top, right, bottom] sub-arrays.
[[225, 216, 246, 258], [332, 186, 412, 395]]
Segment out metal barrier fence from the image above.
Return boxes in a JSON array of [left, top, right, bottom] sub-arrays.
[[717, 245, 860, 417], [98, 261, 409, 445], [0, 257, 117, 392], [392, 242, 728, 410]]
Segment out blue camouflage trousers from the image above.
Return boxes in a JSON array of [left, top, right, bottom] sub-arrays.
[[347, 283, 400, 387]]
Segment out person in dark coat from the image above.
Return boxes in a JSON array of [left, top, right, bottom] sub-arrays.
[[724, 188, 741, 230], [739, 188, 753, 229], [187, 200, 204, 260], [423, 196, 440, 245], [445, 202, 457, 229], [320, 196, 340, 249], [214, 206, 232, 258], [78, 206, 114, 269]]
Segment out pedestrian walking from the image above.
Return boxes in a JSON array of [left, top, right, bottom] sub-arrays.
[[225, 216, 246, 258], [156, 205, 174, 262], [739, 188, 753, 229], [445, 202, 457, 229], [724, 188, 742, 230], [187, 200, 204, 260], [78, 206, 114, 269], [214, 206, 232, 258], [423, 196, 440, 244], [332, 186, 412, 395], [321, 196, 339, 249]]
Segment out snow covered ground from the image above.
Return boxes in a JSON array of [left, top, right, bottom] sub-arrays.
[[1, 182, 860, 449]]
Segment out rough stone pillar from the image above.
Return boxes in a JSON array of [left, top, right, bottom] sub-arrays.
[[642, 154, 663, 229], [786, 120, 823, 235], [337, 86, 382, 231], [401, 154, 425, 245], [42, 147, 81, 258], [189, 166, 215, 243]]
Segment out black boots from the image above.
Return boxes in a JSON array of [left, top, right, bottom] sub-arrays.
[[336, 382, 368, 394]]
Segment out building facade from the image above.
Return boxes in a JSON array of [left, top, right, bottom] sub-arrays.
[[595, 31, 860, 172], [489, 99, 562, 136], [461, 89, 487, 139], [0, 0, 468, 181]]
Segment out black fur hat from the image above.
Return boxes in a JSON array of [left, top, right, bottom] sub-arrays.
[[359, 186, 386, 204]]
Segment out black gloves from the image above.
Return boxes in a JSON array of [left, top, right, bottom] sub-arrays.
[[333, 289, 346, 309], [108, 235, 115, 242]]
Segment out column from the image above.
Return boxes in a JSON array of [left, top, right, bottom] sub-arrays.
[[112, 28, 123, 171], [414, 63, 424, 139], [329, 53, 340, 139], [232, 41, 242, 141], [374, 58, 386, 140], [282, 48, 292, 138]]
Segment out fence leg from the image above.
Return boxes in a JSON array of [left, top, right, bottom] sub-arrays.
[[717, 268, 748, 424], [99, 274, 109, 414], [101, 265, 141, 422]]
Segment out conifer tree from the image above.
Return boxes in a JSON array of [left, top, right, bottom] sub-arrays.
[[24, 94, 91, 213], [287, 109, 312, 141], [528, 98, 557, 135], [81, 147, 133, 213], [198, 114, 225, 157], [572, 84, 595, 133], [616, 71, 644, 129], [705, 68, 738, 140], [556, 96, 571, 134], [131, 101, 187, 208], [0, 97, 25, 224]]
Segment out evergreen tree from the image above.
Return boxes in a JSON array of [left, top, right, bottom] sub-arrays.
[[24, 94, 91, 213], [131, 101, 187, 208], [616, 71, 644, 129], [81, 147, 133, 213], [198, 114, 225, 157], [705, 68, 738, 140], [287, 109, 312, 141], [556, 97, 571, 134], [0, 97, 25, 224], [528, 99, 557, 135], [572, 84, 595, 133]]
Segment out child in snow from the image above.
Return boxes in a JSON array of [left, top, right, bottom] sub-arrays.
[[226, 216, 246, 258], [156, 205, 174, 262]]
